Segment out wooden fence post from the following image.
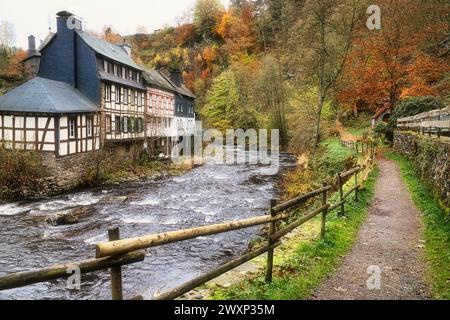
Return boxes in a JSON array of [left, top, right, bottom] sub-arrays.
[[354, 171, 359, 202], [266, 199, 277, 284], [338, 174, 345, 217], [108, 227, 123, 300], [321, 183, 328, 239]]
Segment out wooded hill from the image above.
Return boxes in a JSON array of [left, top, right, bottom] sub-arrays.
[[1, 0, 449, 153]]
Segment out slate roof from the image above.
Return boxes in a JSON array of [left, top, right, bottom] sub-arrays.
[[143, 69, 176, 92], [75, 30, 143, 71], [99, 71, 146, 90], [0, 77, 99, 114], [159, 72, 196, 99]]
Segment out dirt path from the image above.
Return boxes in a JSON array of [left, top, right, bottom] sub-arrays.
[[313, 158, 430, 300], [336, 121, 358, 141]]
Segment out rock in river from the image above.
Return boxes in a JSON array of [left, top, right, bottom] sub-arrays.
[[47, 206, 96, 226]]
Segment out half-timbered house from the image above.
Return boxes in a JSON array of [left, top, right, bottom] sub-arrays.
[[0, 10, 196, 174], [0, 77, 100, 156]]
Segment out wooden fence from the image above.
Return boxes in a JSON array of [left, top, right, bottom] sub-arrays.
[[397, 106, 450, 137], [0, 142, 376, 300]]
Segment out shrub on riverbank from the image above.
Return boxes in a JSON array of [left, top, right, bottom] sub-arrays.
[[388, 153, 450, 299], [0, 148, 47, 201], [282, 138, 356, 199]]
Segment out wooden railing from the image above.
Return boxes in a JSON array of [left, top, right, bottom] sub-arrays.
[[0, 147, 376, 300], [397, 106, 450, 137]]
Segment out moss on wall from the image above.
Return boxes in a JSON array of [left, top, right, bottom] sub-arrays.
[[394, 131, 450, 209]]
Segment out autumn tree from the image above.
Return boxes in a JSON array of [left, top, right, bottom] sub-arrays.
[[194, 0, 224, 41], [295, 0, 364, 147], [337, 0, 449, 114]]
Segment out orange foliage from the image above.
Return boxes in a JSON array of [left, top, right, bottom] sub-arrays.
[[1, 49, 27, 80], [202, 46, 218, 65], [337, 0, 449, 112], [174, 23, 196, 45], [215, 8, 256, 58]]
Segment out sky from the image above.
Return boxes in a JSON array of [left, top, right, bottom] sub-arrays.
[[0, 0, 229, 49]]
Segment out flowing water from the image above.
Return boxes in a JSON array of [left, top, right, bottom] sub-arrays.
[[0, 151, 295, 300]]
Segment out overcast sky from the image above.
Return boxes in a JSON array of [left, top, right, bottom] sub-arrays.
[[0, 0, 229, 49]]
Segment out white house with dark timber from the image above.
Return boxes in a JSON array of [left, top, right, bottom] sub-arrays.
[[0, 11, 196, 161]]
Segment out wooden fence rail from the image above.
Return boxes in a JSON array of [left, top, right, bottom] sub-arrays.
[[0, 142, 376, 300], [397, 106, 450, 137]]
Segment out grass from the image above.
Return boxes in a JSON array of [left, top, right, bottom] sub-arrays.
[[321, 138, 354, 163], [210, 166, 379, 300], [344, 114, 372, 138], [387, 153, 450, 300]]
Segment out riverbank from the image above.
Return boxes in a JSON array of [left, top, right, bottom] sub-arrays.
[[206, 166, 378, 300], [177, 137, 374, 300], [0, 148, 195, 203]]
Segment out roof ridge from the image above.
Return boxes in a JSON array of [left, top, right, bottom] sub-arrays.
[[75, 30, 143, 71], [158, 71, 182, 96]]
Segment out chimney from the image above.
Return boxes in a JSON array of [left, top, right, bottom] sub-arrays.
[[120, 44, 132, 57], [28, 35, 36, 56], [54, 11, 82, 86], [169, 70, 182, 87]]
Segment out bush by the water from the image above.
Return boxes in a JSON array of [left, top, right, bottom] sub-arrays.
[[0, 148, 47, 200]]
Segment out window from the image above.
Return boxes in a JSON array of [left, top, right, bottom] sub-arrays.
[[127, 117, 133, 133], [105, 84, 111, 101], [130, 89, 135, 106], [138, 118, 144, 133], [103, 60, 108, 72], [113, 64, 118, 76], [134, 91, 138, 107], [123, 88, 128, 104], [122, 67, 126, 79], [118, 66, 122, 78], [115, 116, 121, 133], [69, 117, 77, 139], [152, 95, 157, 112], [129, 69, 132, 79], [87, 116, 93, 137], [123, 117, 128, 133], [106, 115, 112, 134], [115, 86, 121, 103]]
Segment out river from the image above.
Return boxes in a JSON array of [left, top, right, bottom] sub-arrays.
[[0, 151, 295, 300]]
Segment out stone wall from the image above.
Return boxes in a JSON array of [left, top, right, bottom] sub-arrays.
[[394, 131, 450, 208], [41, 151, 98, 195], [39, 141, 146, 196]]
